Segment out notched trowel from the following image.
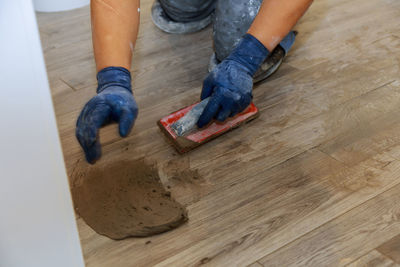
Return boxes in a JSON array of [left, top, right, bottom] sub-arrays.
[[158, 97, 259, 153]]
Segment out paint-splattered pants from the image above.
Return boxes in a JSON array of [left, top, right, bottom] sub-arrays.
[[159, 0, 263, 61]]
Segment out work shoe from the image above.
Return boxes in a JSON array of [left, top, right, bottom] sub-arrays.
[[151, 0, 214, 34]]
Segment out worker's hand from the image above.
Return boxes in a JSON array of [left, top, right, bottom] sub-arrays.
[[197, 34, 269, 128], [76, 67, 138, 164]]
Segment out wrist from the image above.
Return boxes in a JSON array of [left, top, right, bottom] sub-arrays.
[[96, 66, 132, 93], [226, 33, 270, 76]]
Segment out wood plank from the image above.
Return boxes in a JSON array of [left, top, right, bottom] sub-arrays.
[[258, 182, 400, 266], [153, 150, 400, 266], [78, 149, 344, 266], [286, 0, 400, 70], [247, 262, 264, 267], [75, 144, 400, 266], [347, 250, 399, 267], [377, 234, 400, 264]]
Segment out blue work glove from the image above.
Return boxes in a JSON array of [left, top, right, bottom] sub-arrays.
[[280, 31, 297, 55], [197, 33, 269, 128], [76, 67, 138, 164]]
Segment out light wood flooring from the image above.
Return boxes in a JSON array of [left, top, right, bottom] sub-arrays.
[[37, 0, 400, 265]]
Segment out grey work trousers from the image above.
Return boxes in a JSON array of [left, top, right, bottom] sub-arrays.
[[159, 0, 262, 61]]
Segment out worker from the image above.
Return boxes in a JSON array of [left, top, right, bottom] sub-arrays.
[[76, 0, 313, 163]]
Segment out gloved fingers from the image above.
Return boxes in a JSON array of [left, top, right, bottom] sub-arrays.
[[200, 74, 215, 100], [219, 88, 241, 119], [104, 91, 138, 137], [197, 93, 222, 128], [230, 93, 252, 117], [76, 103, 111, 146], [229, 103, 240, 118], [216, 91, 235, 122], [118, 107, 138, 137], [216, 107, 231, 122], [76, 102, 111, 163], [83, 140, 102, 164]]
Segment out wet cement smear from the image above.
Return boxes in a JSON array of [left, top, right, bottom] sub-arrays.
[[71, 159, 187, 240]]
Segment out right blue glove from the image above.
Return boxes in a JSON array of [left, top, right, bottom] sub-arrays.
[[76, 67, 138, 164], [197, 33, 269, 128]]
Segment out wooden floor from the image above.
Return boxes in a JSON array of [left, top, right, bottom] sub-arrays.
[[37, 0, 400, 266]]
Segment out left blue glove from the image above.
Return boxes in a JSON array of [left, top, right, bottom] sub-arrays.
[[76, 67, 138, 164], [197, 33, 269, 128]]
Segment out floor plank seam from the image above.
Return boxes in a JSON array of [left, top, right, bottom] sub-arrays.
[[252, 166, 400, 264], [316, 146, 399, 171], [289, 78, 397, 129], [344, 248, 378, 266], [184, 148, 322, 208], [376, 246, 400, 265], [252, 79, 399, 155], [255, 260, 264, 267], [59, 78, 78, 92]]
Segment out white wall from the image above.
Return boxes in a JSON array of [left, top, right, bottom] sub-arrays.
[[0, 1, 85, 267], [33, 0, 89, 12]]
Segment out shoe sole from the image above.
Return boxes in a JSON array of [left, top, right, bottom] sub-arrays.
[[151, 0, 213, 34], [208, 45, 285, 85]]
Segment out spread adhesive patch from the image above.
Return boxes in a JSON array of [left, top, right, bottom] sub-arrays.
[[71, 159, 187, 240]]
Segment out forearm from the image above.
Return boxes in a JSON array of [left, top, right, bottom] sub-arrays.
[[248, 0, 313, 51], [91, 0, 140, 71]]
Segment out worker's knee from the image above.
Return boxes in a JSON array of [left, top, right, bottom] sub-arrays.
[[213, 0, 262, 61], [159, 0, 215, 22]]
